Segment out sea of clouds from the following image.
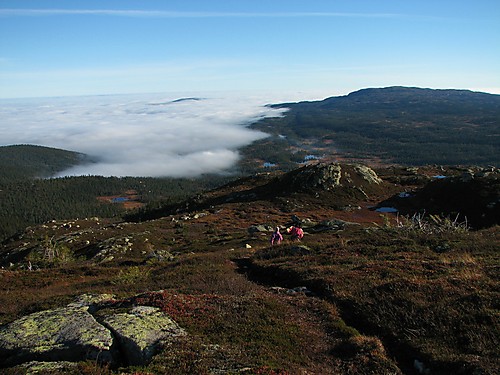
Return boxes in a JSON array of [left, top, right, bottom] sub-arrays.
[[0, 92, 321, 178]]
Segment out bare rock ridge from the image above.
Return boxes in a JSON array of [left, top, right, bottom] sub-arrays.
[[274, 163, 382, 191], [0, 294, 186, 368], [123, 162, 387, 222], [202, 163, 385, 207]]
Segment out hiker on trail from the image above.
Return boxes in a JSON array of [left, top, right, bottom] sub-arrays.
[[287, 226, 304, 241], [270, 227, 283, 246]]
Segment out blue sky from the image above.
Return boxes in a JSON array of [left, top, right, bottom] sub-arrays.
[[1, 0, 499, 98]]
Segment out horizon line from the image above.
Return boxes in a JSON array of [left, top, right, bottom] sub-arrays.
[[2, 86, 500, 101]]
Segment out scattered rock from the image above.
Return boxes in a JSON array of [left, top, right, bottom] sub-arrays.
[[247, 225, 272, 235], [309, 219, 360, 232], [288, 286, 314, 296], [193, 212, 209, 219], [290, 215, 317, 229], [145, 248, 174, 262], [270, 286, 314, 296]]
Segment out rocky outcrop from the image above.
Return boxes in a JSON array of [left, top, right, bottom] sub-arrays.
[[102, 305, 186, 366], [353, 164, 383, 185], [0, 294, 186, 370], [287, 163, 382, 191], [263, 163, 385, 202], [0, 301, 114, 367], [300, 163, 343, 190]]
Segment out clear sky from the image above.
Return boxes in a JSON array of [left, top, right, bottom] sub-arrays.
[[1, 0, 499, 99]]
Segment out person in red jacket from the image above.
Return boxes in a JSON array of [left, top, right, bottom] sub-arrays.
[[287, 226, 304, 241]]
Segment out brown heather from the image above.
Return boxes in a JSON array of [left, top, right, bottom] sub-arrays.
[[0, 163, 498, 374]]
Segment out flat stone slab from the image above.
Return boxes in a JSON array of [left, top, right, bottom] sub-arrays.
[[0, 305, 113, 367], [103, 305, 186, 365]]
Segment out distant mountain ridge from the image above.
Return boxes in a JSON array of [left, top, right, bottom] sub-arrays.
[[274, 87, 500, 117], [245, 86, 500, 168], [299, 86, 500, 107]]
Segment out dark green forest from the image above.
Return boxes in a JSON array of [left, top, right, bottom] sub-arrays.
[[245, 87, 500, 168], [0, 174, 230, 242], [0, 145, 231, 242], [0, 144, 93, 183]]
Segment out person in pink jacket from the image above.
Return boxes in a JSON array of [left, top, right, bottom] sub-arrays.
[[270, 227, 283, 246]]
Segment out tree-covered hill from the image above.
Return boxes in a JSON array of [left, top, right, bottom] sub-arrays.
[[0, 144, 92, 182], [244, 87, 500, 168], [0, 145, 234, 241]]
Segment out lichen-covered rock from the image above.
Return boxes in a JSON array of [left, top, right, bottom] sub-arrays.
[[102, 305, 186, 366], [0, 294, 188, 369], [67, 293, 116, 312], [354, 164, 383, 184], [303, 163, 343, 190], [0, 305, 114, 367], [269, 163, 384, 197]]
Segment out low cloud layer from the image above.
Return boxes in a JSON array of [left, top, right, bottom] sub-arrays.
[[0, 93, 289, 177]]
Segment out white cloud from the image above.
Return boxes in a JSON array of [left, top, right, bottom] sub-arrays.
[[0, 93, 291, 177], [0, 8, 403, 19]]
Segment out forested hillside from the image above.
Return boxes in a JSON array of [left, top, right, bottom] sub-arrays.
[[0, 145, 91, 182], [0, 175, 231, 242], [244, 87, 500, 168], [0, 146, 233, 241]]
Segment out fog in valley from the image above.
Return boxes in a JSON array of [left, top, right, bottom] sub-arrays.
[[0, 92, 312, 177]]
